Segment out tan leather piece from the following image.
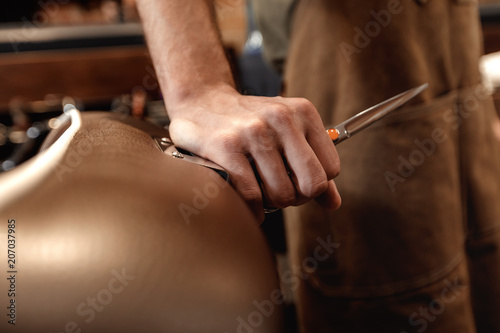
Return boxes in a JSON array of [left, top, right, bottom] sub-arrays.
[[0, 112, 283, 332]]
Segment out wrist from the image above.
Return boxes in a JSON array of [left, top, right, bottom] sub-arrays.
[[164, 82, 238, 118]]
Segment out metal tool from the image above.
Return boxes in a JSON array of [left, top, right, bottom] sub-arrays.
[[158, 83, 428, 214], [327, 83, 428, 144]]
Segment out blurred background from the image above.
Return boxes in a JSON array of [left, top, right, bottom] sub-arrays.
[[2, 0, 499, 172], [0, 0, 284, 172]]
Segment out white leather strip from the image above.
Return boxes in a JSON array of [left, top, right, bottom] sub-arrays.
[[0, 109, 81, 211]]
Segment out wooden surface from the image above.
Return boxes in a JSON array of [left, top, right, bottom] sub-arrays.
[[0, 45, 158, 112]]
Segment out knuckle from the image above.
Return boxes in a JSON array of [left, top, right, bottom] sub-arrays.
[[228, 170, 263, 208], [295, 97, 315, 109], [267, 104, 294, 127], [326, 162, 341, 179], [273, 190, 296, 208], [245, 119, 275, 152], [217, 131, 243, 151], [244, 119, 268, 138], [266, 181, 296, 208], [300, 174, 329, 198], [294, 98, 316, 115], [294, 98, 322, 125], [240, 188, 263, 206]]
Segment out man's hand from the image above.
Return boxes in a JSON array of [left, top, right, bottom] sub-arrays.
[[136, 0, 340, 221], [168, 84, 341, 221]]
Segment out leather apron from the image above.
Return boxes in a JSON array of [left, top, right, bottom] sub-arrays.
[[283, 0, 500, 332]]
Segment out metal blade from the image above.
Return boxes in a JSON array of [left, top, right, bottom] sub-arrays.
[[331, 83, 428, 144]]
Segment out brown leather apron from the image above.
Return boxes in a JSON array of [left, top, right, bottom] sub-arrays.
[[284, 0, 500, 332]]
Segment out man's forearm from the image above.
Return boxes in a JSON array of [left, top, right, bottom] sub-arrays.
[[136, 0, 236, 115], [136, 0, 341, 221]]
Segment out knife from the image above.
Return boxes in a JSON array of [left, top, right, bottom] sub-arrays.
[[327, 83, 428, 144], [156, 83, 428, 213]]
